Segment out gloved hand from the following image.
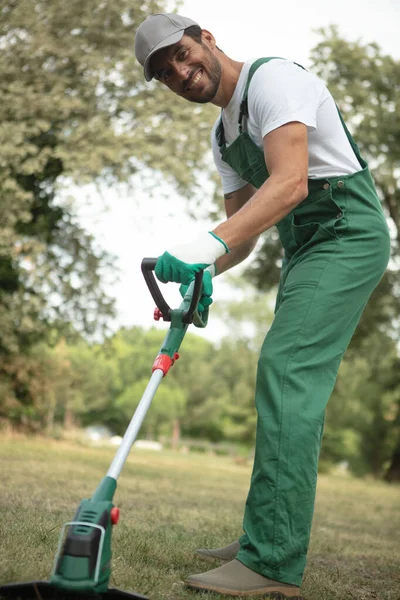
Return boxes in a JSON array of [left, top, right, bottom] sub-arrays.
[[179, 265, 215, 313], [155, 231, 229, 285]]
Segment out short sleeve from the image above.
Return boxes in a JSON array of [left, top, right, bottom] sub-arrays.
[[249, 60, 323, 139], [211, 120, 248, 194]]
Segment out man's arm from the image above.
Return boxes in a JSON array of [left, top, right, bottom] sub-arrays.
[[153, 122, 309, 286], [213, 122, 309, 249], [215, 183, 259, 275]]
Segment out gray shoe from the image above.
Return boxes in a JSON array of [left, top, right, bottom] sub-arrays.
[[195, 540, 240, 562], [185, 559, 301, 597]]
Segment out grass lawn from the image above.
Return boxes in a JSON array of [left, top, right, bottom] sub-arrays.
[[0, 437, 399, 600]]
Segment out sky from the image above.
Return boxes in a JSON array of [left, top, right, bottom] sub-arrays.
[[75, 0, 400, 343]]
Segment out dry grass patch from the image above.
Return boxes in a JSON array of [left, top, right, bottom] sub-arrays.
[[0, 438, 399, 600]]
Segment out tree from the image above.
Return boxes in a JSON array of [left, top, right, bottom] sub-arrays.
[[325, 331, 400, 476], [116, 379, 186, 440], [0, 0, 219, 426], [211, 274, 275, 350], [189, 281, 274, 445], [105, 327, 217, 443], [0, 0, 219, 354], [310, 26, 400, 244]]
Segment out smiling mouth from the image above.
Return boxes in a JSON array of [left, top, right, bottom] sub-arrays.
[[186, 69, 203, 91]]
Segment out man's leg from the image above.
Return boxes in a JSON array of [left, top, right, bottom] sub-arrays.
[[237, 216, 390, 586], [186, 176, 390, 595]]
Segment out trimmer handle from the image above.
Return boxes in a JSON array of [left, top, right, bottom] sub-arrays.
[[141, 258, 204, 324]]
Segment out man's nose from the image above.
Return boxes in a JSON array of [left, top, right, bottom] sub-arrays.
[[172, 62, 191, 81]]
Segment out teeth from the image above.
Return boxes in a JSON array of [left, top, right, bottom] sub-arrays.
[[193, 71, 202, 86], [188, 70, 202, 90]]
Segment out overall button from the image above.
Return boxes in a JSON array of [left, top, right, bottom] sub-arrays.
[[337, 211, 343, 218], [337, 181, 345, 188], [322, 183, 330, 190]]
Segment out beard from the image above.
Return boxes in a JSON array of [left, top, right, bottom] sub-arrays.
[[184, 48, 222, 104]]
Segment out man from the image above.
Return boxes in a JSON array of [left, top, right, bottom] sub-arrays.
[[134, 13, 390, 598]]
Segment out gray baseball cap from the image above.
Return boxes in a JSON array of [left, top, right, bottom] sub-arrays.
[[135, 13, 199, 81]]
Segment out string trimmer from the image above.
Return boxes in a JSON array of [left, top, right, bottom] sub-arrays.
[[0, 258, 207, 600]]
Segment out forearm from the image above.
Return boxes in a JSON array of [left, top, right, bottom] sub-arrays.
[[215, 237, 258, 275], [213, 173, 307, 250], [154, 125, 309, 287]]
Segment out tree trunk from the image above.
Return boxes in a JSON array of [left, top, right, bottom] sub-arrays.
[[385, 439, 400, 482], [63, 406, 75, 429]]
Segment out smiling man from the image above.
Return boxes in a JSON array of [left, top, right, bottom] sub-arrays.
[[134, 13, 390, 599]]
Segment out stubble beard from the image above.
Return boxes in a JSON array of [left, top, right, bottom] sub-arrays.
[[188, 51, 222, 104]]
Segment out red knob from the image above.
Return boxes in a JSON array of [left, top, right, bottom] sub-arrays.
[[174, 353, 180, 361], [110, 507, 120, 525], [154, 308, 162, 321]]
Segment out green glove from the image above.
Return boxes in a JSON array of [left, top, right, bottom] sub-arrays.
[[179, 268, 214, 313], [155, 231, 228, 285]]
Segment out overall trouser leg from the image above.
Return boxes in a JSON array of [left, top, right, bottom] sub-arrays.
[[236, 173, 390, 587]]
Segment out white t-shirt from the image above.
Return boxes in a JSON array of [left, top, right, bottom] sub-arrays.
[[211, 58, 362, 194]]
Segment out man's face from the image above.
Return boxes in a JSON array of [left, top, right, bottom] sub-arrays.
[[150, 32, 222, 104]]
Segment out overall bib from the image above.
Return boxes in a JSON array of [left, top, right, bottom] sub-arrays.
[[216, 58, 391, 586]]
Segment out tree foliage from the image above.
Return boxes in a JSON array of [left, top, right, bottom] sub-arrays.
[[310, 26, 400, 244], [2, 322, 399, 479], [324, 331, 400, 476], [0, 0, 219, 355], [0, 0, 218, 191], [2, 16, 400, 481]]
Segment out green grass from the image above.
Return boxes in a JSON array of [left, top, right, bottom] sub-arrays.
[[0, 438, 399, 600]]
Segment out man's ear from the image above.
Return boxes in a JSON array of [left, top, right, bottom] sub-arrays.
[[201, 29, 216, 50]]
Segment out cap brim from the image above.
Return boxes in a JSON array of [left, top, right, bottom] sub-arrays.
[[143, 30, 185, 81]]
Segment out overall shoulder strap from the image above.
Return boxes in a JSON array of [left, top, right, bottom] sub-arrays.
[[335, 108, 366, 168], [239, 58, 366, 167], [216, 57, 284, 148], [216, 116, 226, 149], [239, 57, 283, 131]]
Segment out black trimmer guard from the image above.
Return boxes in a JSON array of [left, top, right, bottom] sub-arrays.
[[0, 582, 148, 600]]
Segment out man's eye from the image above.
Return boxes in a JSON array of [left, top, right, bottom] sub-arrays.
[[157, 70, 170, 82], [178, 50, 187, 60]]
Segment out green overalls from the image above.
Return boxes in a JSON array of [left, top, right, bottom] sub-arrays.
[[216, 58, 391, 586]]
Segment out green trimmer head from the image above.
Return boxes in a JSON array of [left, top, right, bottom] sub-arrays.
[[0, 260, 207, 600]]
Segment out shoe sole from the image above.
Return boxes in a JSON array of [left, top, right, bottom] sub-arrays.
[[185, 581, 301, 598]]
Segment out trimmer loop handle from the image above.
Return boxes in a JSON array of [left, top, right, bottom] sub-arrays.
[[141, 258, 204, 324]]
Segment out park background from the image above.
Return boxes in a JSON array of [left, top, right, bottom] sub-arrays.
[[1, 2, 400, 599], [1, 0, 399, 480]]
